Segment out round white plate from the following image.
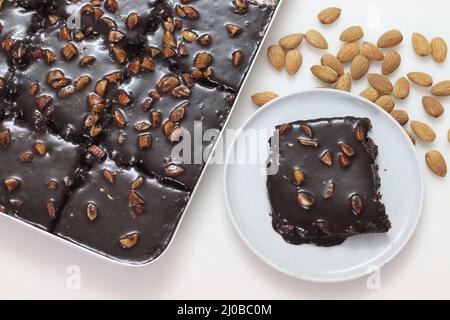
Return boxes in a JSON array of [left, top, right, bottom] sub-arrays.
[[223, 89, 423, 282]]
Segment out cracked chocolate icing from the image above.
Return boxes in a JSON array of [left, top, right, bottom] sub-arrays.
[[0, 0, 277, 263], [267, 117, 391, 246]]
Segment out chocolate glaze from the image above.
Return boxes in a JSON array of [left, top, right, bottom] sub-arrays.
[[0, 0, 277, 263], [267, 117, 391, 246]]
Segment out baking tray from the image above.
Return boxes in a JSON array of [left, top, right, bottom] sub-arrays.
[[0, 0, 284, 266]]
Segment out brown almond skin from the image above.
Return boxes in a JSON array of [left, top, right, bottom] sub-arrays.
[[367, 73, 393, 95], [407, 72, 433, 87], [251, 91, 279, 107], [391, 109, 409, 126], [340, 26, 364, 43], [375, 95, 395, 113], [360, 42, 384, 61], [285, 49, 302, 75], [425, 150, 447, 177], [279, 33, 304, 50], [431, 80, 450, 96], [310, 65, 338, 83], [382, 50, 401, 75], [410, 120, 436, 142], [335, 73, 352, 92], [412, 32, 431, 57], [337, 43, 360, 63], [422, 96, 445, 118], [321, 54, 344, 76], [431, 37, 447, 63], [350, 55, 369, 80], [305, 29, 328, 49], [377, 29, 403, 48], [360, 87, 380, 102], [393, 77, 410, 100], [267, 45, 285, 71], [318, 7, 341, 24]]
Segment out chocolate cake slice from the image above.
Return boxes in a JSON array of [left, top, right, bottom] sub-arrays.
[[267, 117, 391, 246]]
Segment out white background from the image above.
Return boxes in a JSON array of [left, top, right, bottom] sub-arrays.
[[1, 0, 449, 299]]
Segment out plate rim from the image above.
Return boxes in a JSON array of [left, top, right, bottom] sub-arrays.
[[223, 88, 424, 283]]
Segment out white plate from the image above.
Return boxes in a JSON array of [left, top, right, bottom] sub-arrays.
[[223, 89, 424, 282]]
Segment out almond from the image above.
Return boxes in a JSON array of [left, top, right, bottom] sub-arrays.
[[360, 87, 380, 102], [305, 29, 328, 49], [412, 32, 431, 57], [393, 77, 410, 100], [425, 150, 447, 177], [360, 42, 384, 61], [410, 120, 436, 142], [448, 128, 450, 143], [285, 49, 302, 75], [391, 110, 409, 126], [375, 95, 395, 112], [422, 96, 444, 118], [279, 33, 304, 50], [431, 80, 450, 96], [310, 65, 338, 83], [318, 7, 341, 24], [407, 72, 433, 87], [367, 73, 393, 95], [404, 128, 416, 145], [431, 37, 447, 63], [340, 26, 364, 43], [377, 29, 403, 48], [350, 55, 369, 80], [320, 54, 344, 76], [251, 91, 279, 107], [337, 42, 360, 62], [267, 45, 285, 71], [335, 73, 352, 92], [382, 50, 401, 75]]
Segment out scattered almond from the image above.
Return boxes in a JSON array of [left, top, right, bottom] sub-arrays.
[[375, 95, 395, 112], [310, 65, 338, 83], [391, 109, 409, 126], [422, 96, 444, 118], [382, 50, 401, 75], [320, 54, 343, 76], [360, 42, 384, 61], [407, 72, 433, 87], [367, 73, 393, 95], [267, 45, 285, 71], [410, 120, 436, 142], [279, 33, 304, 50], [404, 128, 416, 145], [377, 29, 403, 48], [431, 37, 447, 63], [360, 87, 380, 102], [285, 49, 302, 75], [431, 80, 450, 96], [318, 7, 341, 24], [350, 55, 369, 80], [393, 77, 410, 100], [305, 29, 328, 49], [412, 32, 431, 57], [335, 73, 352, 92], [340, 26, 364, 43], [425, 150, 447, 177], [251, 91, 279, 107], [337, 42, 360, 62]]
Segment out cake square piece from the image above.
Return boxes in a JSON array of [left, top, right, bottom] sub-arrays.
[[266, 117, 391, 246]]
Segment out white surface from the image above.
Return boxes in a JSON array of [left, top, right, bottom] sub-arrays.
[[1, 0, 449, 299], [224, 89, 423, 282]]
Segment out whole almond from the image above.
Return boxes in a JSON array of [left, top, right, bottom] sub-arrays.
[[267, 45, 285, 71], [310, 65, 338, 83], [393, 77, 410, 100], [377, 29, 403, 48], [337, 43, 360, 62], [335, 73, 352, 92], [321, 54, 344, 76], [340, 26, 364, 43], [279, 33, 304, 50], [285, 49, 302, 75], [412, 32, 431, 57], [422, 96, 444, 118], [367, 73, 393, 95], [251, 91, 279, 107], [375, 95, 395, 112], [431, 37, 447, 63], [360, 42, 384, 61], [404, 128, 416, 145], [382, 50, 401, 75], [350, 55, 369, 80], [391, 109, 409, 126], [425, 150, 447, 177], [360, 87, 380, 102], [318, 7, 341, 24], [407, 72, 433, 87], [431, 80, 450, 96], [305, 29, 328, 49], [410, 120, 436, 142]]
